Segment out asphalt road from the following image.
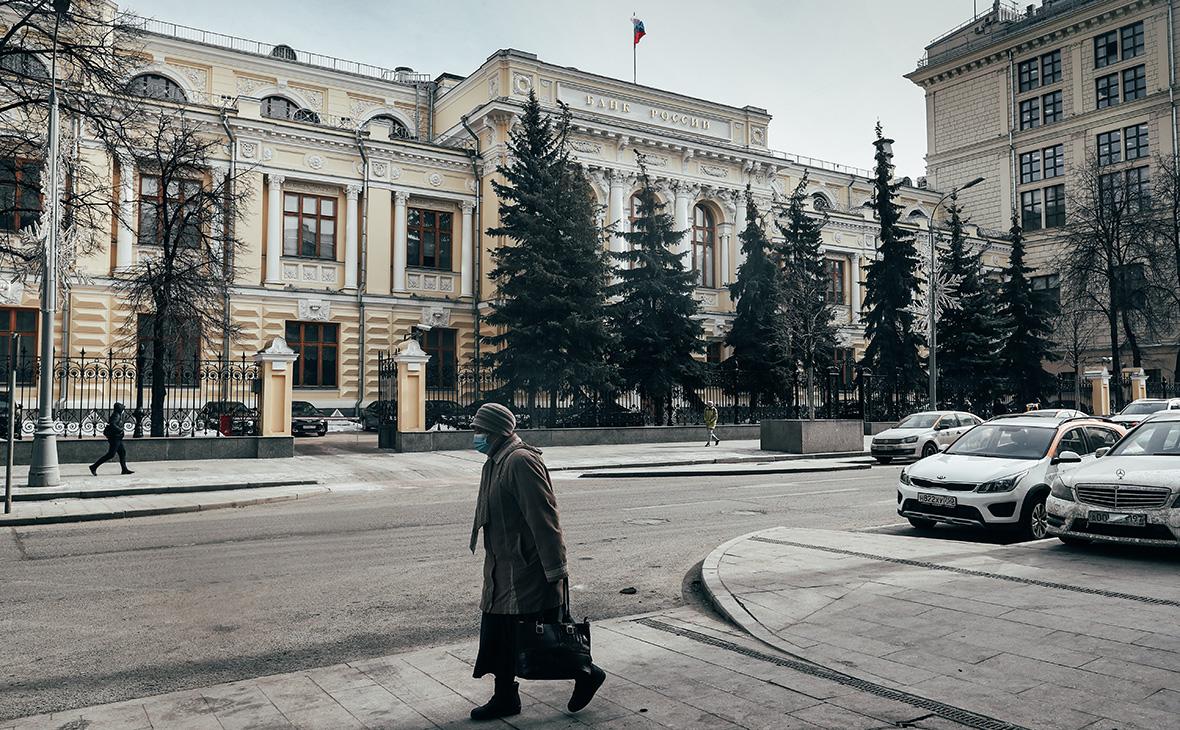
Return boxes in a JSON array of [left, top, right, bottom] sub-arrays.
[[2, 455, 941, 720]]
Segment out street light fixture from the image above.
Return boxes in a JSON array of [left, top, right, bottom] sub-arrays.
[[927, 175, 985, 411], [29, 0, 71, 487]]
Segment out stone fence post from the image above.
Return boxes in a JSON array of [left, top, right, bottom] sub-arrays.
[[254, 337, 299, 437]]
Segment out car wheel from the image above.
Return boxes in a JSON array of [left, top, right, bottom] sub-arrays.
[[1020, 493, 1050, 541], [908, 517, 938, 530], [921, 442, 938, 458], [875, 457, 893, 465], [1058, 535, 1090, 547]]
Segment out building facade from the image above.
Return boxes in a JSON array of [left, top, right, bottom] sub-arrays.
[[907, 0, 1178, 385], [1, 6, 1001, 413]]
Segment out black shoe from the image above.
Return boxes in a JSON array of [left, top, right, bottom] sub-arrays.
[[470, 683, 521, 721], [121, 469, 134, 475], [88, 465, 97, 476], [568, 666, 606, 713]]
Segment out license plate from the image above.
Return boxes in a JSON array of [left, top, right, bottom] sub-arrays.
[[917, 493, 957, 508], [1089, 511, 1147, 526]]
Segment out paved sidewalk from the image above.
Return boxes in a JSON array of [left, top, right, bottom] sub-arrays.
[[703, 527, 1180, 730], [5, 606, 1006, 730]]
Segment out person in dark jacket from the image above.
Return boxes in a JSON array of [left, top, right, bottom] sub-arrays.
[[89, 402, 134, 475], [468, 402, 605, 721]]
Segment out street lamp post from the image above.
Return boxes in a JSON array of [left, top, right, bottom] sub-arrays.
[[28, 0, 70, 487], [926, 176, 985, 411]]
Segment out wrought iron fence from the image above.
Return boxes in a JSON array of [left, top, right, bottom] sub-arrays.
[[0, 350, 259, 438]]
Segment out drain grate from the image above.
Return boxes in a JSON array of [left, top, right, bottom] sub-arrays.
[[750, 535, 1180, 607], [634, 617, 1028, 730]]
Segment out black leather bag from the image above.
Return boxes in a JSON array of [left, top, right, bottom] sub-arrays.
[[514, 579, 593, 680]]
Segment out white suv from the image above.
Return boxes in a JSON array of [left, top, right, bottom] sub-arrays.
[[898, 415, 1124, 539], [870, 411, 981, 464], [1109, 398, 1180, 430]]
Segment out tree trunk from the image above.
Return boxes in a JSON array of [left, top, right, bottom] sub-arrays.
[[150, 338, 167, 437], [806, 366, 814, 420], [1107, 305, 1123, 412], [1120, 308, 1143, 368]]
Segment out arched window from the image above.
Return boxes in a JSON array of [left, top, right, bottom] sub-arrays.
[[692, 204, 716, 288], [368, 114, 411, 139], [262, 95, 319, 124], [811, 193, 832, 212], [0, 50, 48, 79], [907, 209, 928, 220], [629, 193, 644, 229], [127, 73, 187, 103]]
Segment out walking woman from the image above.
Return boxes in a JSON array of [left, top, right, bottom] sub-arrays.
[[467, 403, 605, 721], [89, 402, 134, 475]]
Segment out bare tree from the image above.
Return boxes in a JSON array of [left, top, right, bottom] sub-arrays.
[[112, 113, 251, 435], [1147, 154, 1180, 380], [1055, 284, 1102, 410]]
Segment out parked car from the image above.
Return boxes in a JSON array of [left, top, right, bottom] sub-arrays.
[[291, 400, 327, 437], [361, 400, 395, 431], [1109, 398, 1180, 430], [449, 400, 533, 431], [553, 399, 644, 428], [897, 414, 1125, 539], [870, 411, 981, 464], [1047, 411, 1180, 547], [427, 399, 468, 430], [992, 408, 1088, 420], [197, 400, 258, 436]]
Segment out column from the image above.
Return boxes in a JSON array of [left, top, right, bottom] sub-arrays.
[[460, 200, 474, 297], [1085, 367, 1111, 416], [344, 185, 360, 290], [393, 190, 408, 292], [717, 223, 734, 286], [849, 254, 862, 323], [265, 174, 285, 284], [115, 156, 135, 271], [607, 171, 626, 257], [394, 337, 431, 450], [735, 192, 749, 272], [674, 183, 692, 272], [209, 164, 228, 267]]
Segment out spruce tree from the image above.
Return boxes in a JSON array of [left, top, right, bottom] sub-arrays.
[[934, 198, 1004, 412], [775, 174, 837, 418], [485, 91, 616, 416], [998, 215, 1058, 408], [727, 188, 788, 412], [861, 123, 925, 408], [608, 155, 703, 425]]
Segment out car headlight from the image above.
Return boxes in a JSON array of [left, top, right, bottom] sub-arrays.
[[1049, 476, 1074, 501], [900, 469, 911, 485], [902, 435, 919, 443], [976, 470, 1029, 494]]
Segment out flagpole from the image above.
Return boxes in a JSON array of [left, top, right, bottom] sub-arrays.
[[633, 41, 636, 84]]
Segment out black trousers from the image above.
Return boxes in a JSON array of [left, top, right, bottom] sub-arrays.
[[92, 436, 128, 471], [473, 606, 562, 682]]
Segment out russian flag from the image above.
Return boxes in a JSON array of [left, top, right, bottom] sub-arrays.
[[633, 17, 646, 45]]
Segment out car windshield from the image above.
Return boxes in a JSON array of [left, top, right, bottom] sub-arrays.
[[897, 414, 940, 429], [1119, 402, 1165, 416], [1109, 421, 1180, 456], [292, 402, 318, 417], [945, 424, 1055, 459]]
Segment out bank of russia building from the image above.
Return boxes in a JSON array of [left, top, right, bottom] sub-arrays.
[[1, 15, 995, 411]]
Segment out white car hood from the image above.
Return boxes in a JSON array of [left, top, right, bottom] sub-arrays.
[[1063, 456, 1180, 490], [875, 427, 929, 440], [907, 453, 1036, 484]]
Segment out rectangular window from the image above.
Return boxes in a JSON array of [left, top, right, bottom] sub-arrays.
[[1098, 171, 1121, 206], [282, 191, 336, 260], [1095, 30, 1119, 68], [0, 307, 37, 384], [1097, 130, 1122, 165], [1096, 73, 1120, 108], [824, 258, 846, 305], [1042, 90, 1062, 124], [1041, 49, 1062, 85], [1021, 189, 1043, 232], [1018, 58, 1039, 93], [1043, 144, 1065, 179], [1124, 123, 1149, 160], [706, 341, 725, 364], [1044, 184, 1066, 228], [137, 313, 202, 385], [0, 159, 41, 232], [285, 321, 338, 388], [1031, 272, 1062, 307], [1126, 166, 1151, 211], [1122, 64, 1146, 101], [1020, 151, 1042, 184], [406, 207, 454, 270], [1114, 262, 1147, 310], [1121, 21, 1144, 60], [138, 174, 202, 247], [422, 328, 457, 388], [1019, 98, 1040, 130]]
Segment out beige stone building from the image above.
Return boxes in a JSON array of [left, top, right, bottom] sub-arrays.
[[907, 0, 1178, 386], [1, 6, 999, 413]]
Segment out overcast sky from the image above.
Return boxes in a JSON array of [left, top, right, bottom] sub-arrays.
[[126, 0, 984, 179]]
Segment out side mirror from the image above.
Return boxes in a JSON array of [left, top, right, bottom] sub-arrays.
[[934, 421, 948, 431], [1095, 447, 1110, 458], [1053, 450, 1082, 465]]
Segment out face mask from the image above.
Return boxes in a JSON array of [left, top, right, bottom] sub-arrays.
[[474, 433, 492, 454]]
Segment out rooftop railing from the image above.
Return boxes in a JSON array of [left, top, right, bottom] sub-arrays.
[[768, 150, 872, 179]]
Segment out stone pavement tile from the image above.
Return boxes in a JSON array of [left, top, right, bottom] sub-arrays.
[[1078, 656, 1180, 690], [1039, 602, 1174, 635], [352, 655, 456, 705], [1132, 631, 1180, 655], [823, 691, 935, 727], [886, 586, 1015, 619], [880, 648, 1036, 695], [585, 714, 665, 729], [6, 712, 83, 730], [576, 672, 742, 729], [302, 663, 380, 695], [1141, 687, 1180, 714], [907, 675, 1092, 730], [793, 644, 939, 688], [1004, 608, 1149, 644], [946, 627, 1097, 669], [54, 700, 152, 728], [254, 673, 364, 729], [1016, 682, 1174, 730], [786, 701, 890, 730], [140, 690, 222, 729], [1046, 629, 1180, 673], [200, 682, 289, 730], [779, 620, 904, 659], [327, 684, 434, 729], [976, 652, 1160, 703]]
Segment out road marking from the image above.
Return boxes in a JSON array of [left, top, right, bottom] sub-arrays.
[[748, 487, 864, 500]]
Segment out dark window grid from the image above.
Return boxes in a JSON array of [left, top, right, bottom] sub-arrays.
[[0, 307, 37, 384], [282, 192, 337, 260], [1044, 184, 1066, 228], [137, 314, 202, 385], [138, 174, 202, 247], [706, 341, 725, 364], [422, 328, 457, 389], [1042, 91, 1062, 124], [1125, 123, 1149, 160], [1043, 145, 1065, 178], [1098, 130, 1122, 165], [0, 158, 42, 232], [1121, 22, 1144, 61], [1123, 65, 1146, 101], [1021, 190, 1043, 232], [825, 258, 846, 305], [128, 74, 187, 103], [1020, 151, 1042, 184], [1095, 30, 1119, 68], [1019, 99, 1040, 130], [1099, 172, 1122, 206], [285, 321, 338, 388], [1126, 167, 1151, 210], [692, 205, 716, 288], [1096, 73, 1120, 109], [1041, 50, 1062, 85], [1018, 58, 1039, 93], [406, 208, 453, 270]]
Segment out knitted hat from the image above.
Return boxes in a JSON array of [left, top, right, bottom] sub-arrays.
[[472, 402, 516, 436]]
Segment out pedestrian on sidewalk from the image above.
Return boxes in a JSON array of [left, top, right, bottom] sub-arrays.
[[703, 400, 720, 447], [468, 402, 605, 722], [89, 403, 134, 476]]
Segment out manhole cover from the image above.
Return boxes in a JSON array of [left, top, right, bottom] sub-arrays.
[[624, 517, 669, 526]]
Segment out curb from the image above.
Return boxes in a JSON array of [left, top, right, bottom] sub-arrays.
[[549, 450, 870, 472], [9, 479, 321, 502], [0, 488, 330, 527], [578, 463, 871, 479]]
